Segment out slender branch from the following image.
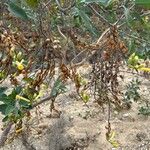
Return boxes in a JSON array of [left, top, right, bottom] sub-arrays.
[[0, 95, 54, 148], [57, 25, 67, 40], [32, 95, 54, 108], [107, 97, 111, 134], [42, 0, 52, 9], [141, 11, 150, 16], [115, 4, 135, 25], [88, 4, 112, 26], [0, 122, 13, 148], [123, 33, 150, 45]]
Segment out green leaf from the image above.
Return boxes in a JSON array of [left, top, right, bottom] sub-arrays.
[[123, 6, 133, 27], [0, 87, 9, 103], [0, 87, 7, 94], [23, 77, 34, 83], [0, 104, 7, 115], [51, 78, 67, 97], [7, 2, 29, 20], [75, 7, 97, 36], [2, 116, 9, 122], [25, 0, 39, 9], [19, 100, 31, 109], [5, 105, 15, 115], [8, 86, 22, 100], [139, 106, 150, 116], [80, 0, 107, 4], [0, 94, 12, 104], [80, 0, 113, 7], [0, 93, 7, 100], [135, 0, 150, 8], [0, 71, 7, 80]]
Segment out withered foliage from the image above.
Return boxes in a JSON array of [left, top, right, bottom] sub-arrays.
[[0, 23, 61, 91], [62, 25, 128, 108], [0, 18, 128, 109]]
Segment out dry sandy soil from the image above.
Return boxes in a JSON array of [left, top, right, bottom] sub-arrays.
[[0, 66, 150, 150]]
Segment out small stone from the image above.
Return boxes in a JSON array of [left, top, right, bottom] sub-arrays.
[[86, 109, 90, 113], [114, 111, 119, 115], [38, 123, 48, 129], [36, 129, 42, 134], [136, 133, 147, 142], [82, 114, 87, 119], [97, 129, 101, 135], [69, 116, 74, 121], [123, 113, 130, 118]]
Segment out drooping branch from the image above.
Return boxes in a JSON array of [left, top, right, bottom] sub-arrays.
[[0, 95, 54, 148], [32, 95, 54, 108]]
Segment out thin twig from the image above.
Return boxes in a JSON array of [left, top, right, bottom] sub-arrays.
[[42, 0, 52, 9], [0, 122, 13, 148], [88, 4, 112, 26], [57, 25, 67, 40], [107, 97, 111, 134], [115, 4, 135, 25], [32, 95, 54, 108], [123, 33, 150, 45]]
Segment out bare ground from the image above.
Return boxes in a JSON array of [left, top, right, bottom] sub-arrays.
[[0, 66, 150, 150]]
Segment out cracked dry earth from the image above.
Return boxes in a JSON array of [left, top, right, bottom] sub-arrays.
[[0, 66, 150, 150]]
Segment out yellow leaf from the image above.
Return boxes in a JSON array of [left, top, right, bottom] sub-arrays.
[[109, 131, 116, 141], [15, 128, 22, 133], [144, 16, 149, 23], [107, 131, 120, 148], [16, 95, 30, 102], [10, 46, 15, 56], [138, 67, 150, 72], [34, 90, 43, 100], [81, 91, 90, 103], [25, 0, 39, 8], [16, 61, 24, 70], [110, 140, 119, 148]]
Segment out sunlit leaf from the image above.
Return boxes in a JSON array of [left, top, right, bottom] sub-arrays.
[[138, 67, 150, 72], [128, 53, 139, 67], [107, 131, 119, 148], [5, 105, 15, 115], [25, 0, 39, 9], [81, 91, 90, 103], [16, 95, 30, 103], [135, 0, 150, 8]]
